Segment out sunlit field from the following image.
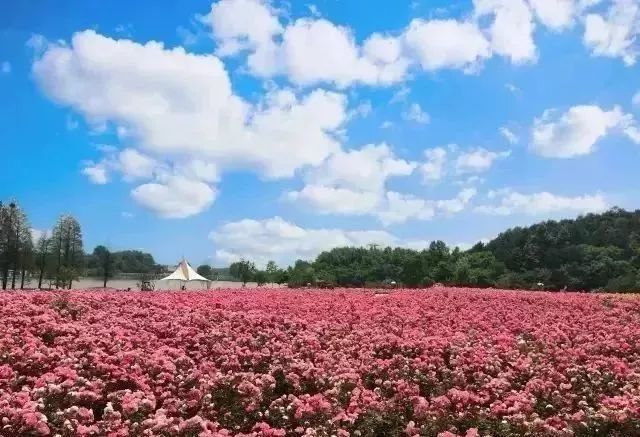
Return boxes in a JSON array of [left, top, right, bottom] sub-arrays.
[[1, 289, 639, 436]]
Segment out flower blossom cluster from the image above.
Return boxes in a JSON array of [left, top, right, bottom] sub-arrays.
[[1, 289, 639, 436]]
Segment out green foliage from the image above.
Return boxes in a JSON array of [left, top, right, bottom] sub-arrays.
[[50, 215, 83, 288], [254, 270, 268, 286], [229, 259, 256, 285], [287, 260, 316, 287], [0, 200, 33, 289], [263, 208, 640, 292], [486, 208, 640, 291], [92, 245, 113, 287], [196, 264, 213, 279]]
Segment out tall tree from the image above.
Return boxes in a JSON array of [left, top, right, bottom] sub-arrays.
[[265, 260, 278, 283], [0, 201, 32, 290], [93, 245, 113, 288], [35, 231, 51, 289], [18, 223, 34, 289], [229, 259, 256, 285], [50, 215, 84, 289], [196, 264, 213, 280]]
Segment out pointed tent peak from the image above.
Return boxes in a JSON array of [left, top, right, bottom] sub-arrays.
[[160, 259, 209, 282]]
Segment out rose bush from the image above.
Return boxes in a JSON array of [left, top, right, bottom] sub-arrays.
[[0, 289, 639, 436]]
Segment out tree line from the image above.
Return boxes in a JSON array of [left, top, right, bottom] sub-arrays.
[[1, 201, 84, 289], [0, 199, 162, 289], [5, 198, 640, 292], [226, 208, 640, 292]]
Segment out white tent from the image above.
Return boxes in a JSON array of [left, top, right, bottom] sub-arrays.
[[160, 259, 209, 289]]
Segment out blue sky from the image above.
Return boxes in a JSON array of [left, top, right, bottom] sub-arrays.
[[1, 0, 640, 267]]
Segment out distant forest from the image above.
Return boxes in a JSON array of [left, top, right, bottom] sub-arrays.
[[4, 197, 640, 291], [231, 208, 640, 292]]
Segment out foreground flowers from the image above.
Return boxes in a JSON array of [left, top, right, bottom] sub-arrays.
[[1, 289, 639, 436]]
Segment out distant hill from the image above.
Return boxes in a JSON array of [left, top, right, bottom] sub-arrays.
[[278, 208, 640, 292], [481, 207, 640, 291]]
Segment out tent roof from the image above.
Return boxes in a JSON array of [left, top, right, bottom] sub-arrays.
[[160, 259, 209, 282]]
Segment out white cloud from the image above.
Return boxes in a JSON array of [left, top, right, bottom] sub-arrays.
[[81, 162, 109, 184], [32, 30, 359, 218], [33, 31, 348, 181], [402, 18, 491, 71], [286, 185, 381, 215], [287, 184, 476, 225], [500, 126, 519, 144], [584, 0, 640, 66], [530, 104, 637, 158], [455, 148, 511, 174], [402, 103, 430, 124], [436, 187, 478, 214], [303, 143, 416, 192], [419, 145, 510, 183], [474, 0, 537, 64], [1, 61, 10, 74], [528, 0, 578, 30], [277, 21, 410, 87], [284, 144, 433, 224], [476, 188, 608, 215], [207, 0, 411, 87], [131, 176, 217, 218], [420, 147, 448, 182], [206, 0, 282, 57], [118, 148, 157, 180], [376, 191, 436, 225], [203, 0, 608, 87], [176, 159, 220, 183], [210, 216, 398, 266]]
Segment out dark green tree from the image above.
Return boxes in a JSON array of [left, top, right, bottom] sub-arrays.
[[229, 259, 256, 285], [93, 245, 114, 288], [197, 264, 213, 279]]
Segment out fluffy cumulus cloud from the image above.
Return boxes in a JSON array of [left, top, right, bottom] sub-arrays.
[[131, 176, 217, 219], [474, 0, 537, 64], [210, 216, 398, 266], [402, 18, 491, 71], [300, 143, 416, 191], [284, 143, 478, 224], [420, 147, 448, 182], [283, 143, 480, 224], [419, 145, 511, 182], [530, 104, 639, 158], [584, 0, 640, 65], [287, 186, 477, 225], [206, 0, 410, 87], [207, 0, 631, 86], [528, 0, 578, 30], [32, 30, 350, 217], [455, 148, 511, 174], [81, 163, 109, 184], [286, 185, 381, 215], [207, 0, 282, 56], [476, 188, 608, 215]]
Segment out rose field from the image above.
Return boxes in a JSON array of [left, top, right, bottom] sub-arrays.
[[1, 289, 640, 436]]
